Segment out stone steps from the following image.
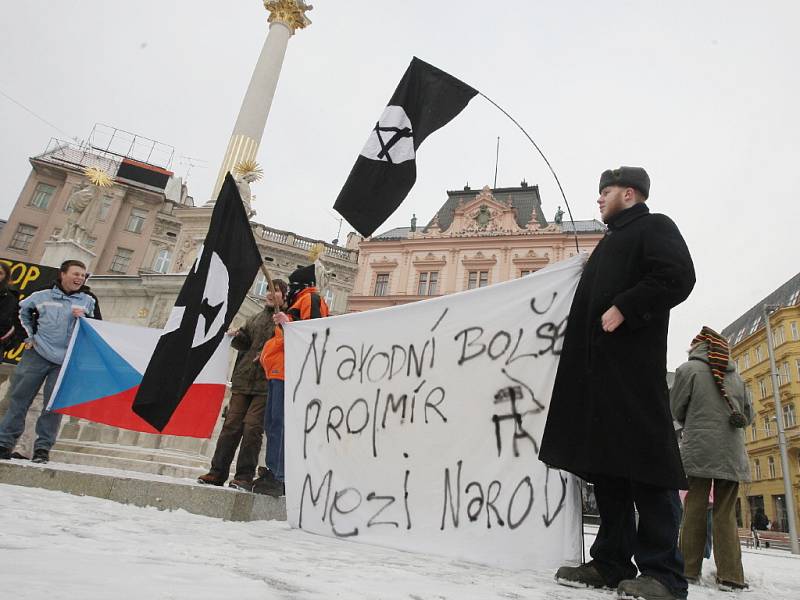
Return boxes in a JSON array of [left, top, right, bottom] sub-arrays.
[[50, 440, 210, 479], [0, 459, 286, 522]]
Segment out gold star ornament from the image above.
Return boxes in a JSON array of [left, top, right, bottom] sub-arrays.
[[233, 159, 264, 181], [84, 166, 114, 188]]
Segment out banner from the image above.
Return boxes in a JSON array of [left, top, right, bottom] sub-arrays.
[[284, 255, 585, 569], [0, 258, 59, 364], [48, 318, 230, 438]]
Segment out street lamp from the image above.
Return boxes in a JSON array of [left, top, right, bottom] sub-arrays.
[[763, 303, 800, 554]]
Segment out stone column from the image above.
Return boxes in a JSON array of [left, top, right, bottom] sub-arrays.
[[209, 0, 313, 202]]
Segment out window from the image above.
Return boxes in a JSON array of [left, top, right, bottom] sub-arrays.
[[253, 274, 267, 297], [768, 456, 776, 479], [791, 321, 798, 341], [790, 290, 800, 306], [781, 361, 791, 386], [773, 326, 785, 345], [755, 345, 763, 362], [152, 248, 171, 274], [734, 327, 746, 345], [750, 421, 758, 442], [745, 384, 753, 404], [784, 404, 796, 429], [125, 208, 148, 233], [749, 316, 762, 335], [323, 288, 335, 312], [764, 415, 772, 437], [467, 270, 489, 290], [743, 353, 750, 369], [758, 378, 768, 399], [98, 196, 114, 221], [374, 273, 389, 296], [754, 459, 761, 480], [796, 359, 800, 382], [110, 248, 134, 273], [520, 269, 533, 277], [417, 271, 439, 296], [29, 182, 56, 210], [9, 224, 37, 252]]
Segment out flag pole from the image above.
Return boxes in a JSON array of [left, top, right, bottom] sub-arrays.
[[477, 92, 580, 253], [259, 262, 278, 298]]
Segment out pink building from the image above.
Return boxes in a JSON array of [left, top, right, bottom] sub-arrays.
[[347, 182, 604, 312]]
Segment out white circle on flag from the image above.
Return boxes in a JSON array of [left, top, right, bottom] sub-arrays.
[[359, 105, 415, 164]]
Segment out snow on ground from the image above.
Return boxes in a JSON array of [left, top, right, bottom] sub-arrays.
[[0, 484, 798, 600]]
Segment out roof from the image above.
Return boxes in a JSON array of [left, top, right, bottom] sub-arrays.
[[427, 184, 547, 232], [563, 219, 606, 233], [721, 271, 800, 345], [373, 227, 413, 240], [371, 219, 604, 240]]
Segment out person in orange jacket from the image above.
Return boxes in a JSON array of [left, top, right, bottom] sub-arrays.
[[255, 262, 329, 496]]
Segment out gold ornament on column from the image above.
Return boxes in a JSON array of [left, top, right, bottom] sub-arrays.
[[233, 159, 264, 181], [263, 0, 313, 33]]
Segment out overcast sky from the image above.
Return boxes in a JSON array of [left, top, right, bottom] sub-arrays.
[[1, 1, 797, 369]]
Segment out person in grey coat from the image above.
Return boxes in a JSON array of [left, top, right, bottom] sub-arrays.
[[671, 326, 753, 591]]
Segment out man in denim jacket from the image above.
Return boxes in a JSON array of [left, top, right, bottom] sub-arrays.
[[0, 260, 96, 463]]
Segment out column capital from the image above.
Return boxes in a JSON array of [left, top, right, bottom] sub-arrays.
[[263, 0, 312, 34]]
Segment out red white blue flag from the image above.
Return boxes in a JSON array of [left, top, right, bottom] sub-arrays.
[[47, 318, 230, 438]]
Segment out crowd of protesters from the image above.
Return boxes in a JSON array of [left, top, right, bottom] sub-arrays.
[[0, 167, 775, 598]]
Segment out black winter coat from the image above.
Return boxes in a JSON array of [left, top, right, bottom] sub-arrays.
[[539, 203, 695, 490]]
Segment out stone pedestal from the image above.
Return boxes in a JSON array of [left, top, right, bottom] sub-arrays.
[[40, 238, 97, 271]]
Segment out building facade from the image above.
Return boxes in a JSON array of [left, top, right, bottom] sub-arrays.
[[0, 137, 191, 276], [347, 183, 605, 311], [722, 272, 800, 532], [0, 135, 358, 314]]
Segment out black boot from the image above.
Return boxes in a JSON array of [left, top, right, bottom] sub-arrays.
[[31, 449, 50, 464], [0, 447, 11, 460], [252, 469, 284, 497]]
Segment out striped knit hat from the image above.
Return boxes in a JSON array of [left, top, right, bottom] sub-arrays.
[[691, 326, 746, 427]]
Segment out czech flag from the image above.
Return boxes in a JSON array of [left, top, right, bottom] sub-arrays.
[[48, 318, 230, 438]]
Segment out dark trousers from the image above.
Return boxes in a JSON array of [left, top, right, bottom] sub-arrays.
[[590, 475, 688, 599], [209, 393, 266, 482], [264, 379, 285, 482]]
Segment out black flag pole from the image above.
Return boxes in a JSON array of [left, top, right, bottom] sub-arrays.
[[477, 92, 580, 253]]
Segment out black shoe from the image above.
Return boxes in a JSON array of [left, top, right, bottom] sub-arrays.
[[617, 575, 682, 600], [252, 469, 285, 497], [10, 451, 29, 460], [717, 578, 749, 592], [31, 449, 49, 464], [555, 562, 613, 590], [0, 446, 11, 460]]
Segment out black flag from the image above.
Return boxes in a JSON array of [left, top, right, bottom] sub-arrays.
[[334, 57, 477, 237], [132, 173, 262, 431]]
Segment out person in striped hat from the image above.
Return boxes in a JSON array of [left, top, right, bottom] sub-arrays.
[[670, 326, 753, 591]]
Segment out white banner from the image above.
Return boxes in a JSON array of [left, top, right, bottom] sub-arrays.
[[284, 254, 585, 569]]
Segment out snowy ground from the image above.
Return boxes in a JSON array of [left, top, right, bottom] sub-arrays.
[[1, 484, 798, 600]]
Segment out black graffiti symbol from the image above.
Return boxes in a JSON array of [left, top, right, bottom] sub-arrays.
[[373, 122, 413, 164], [542, 467, 568, 527], [492, 386, 540, 457], [530, 291, 558, 315], [501, 368, 545, 413]]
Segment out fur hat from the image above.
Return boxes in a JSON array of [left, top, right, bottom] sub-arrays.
[[599, 166, 650, 199]]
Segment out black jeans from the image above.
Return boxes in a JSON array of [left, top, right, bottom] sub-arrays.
[[590, 475, 688, 599]]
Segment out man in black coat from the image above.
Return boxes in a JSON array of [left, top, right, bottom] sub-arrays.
[[539, 167, 695, 600]]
